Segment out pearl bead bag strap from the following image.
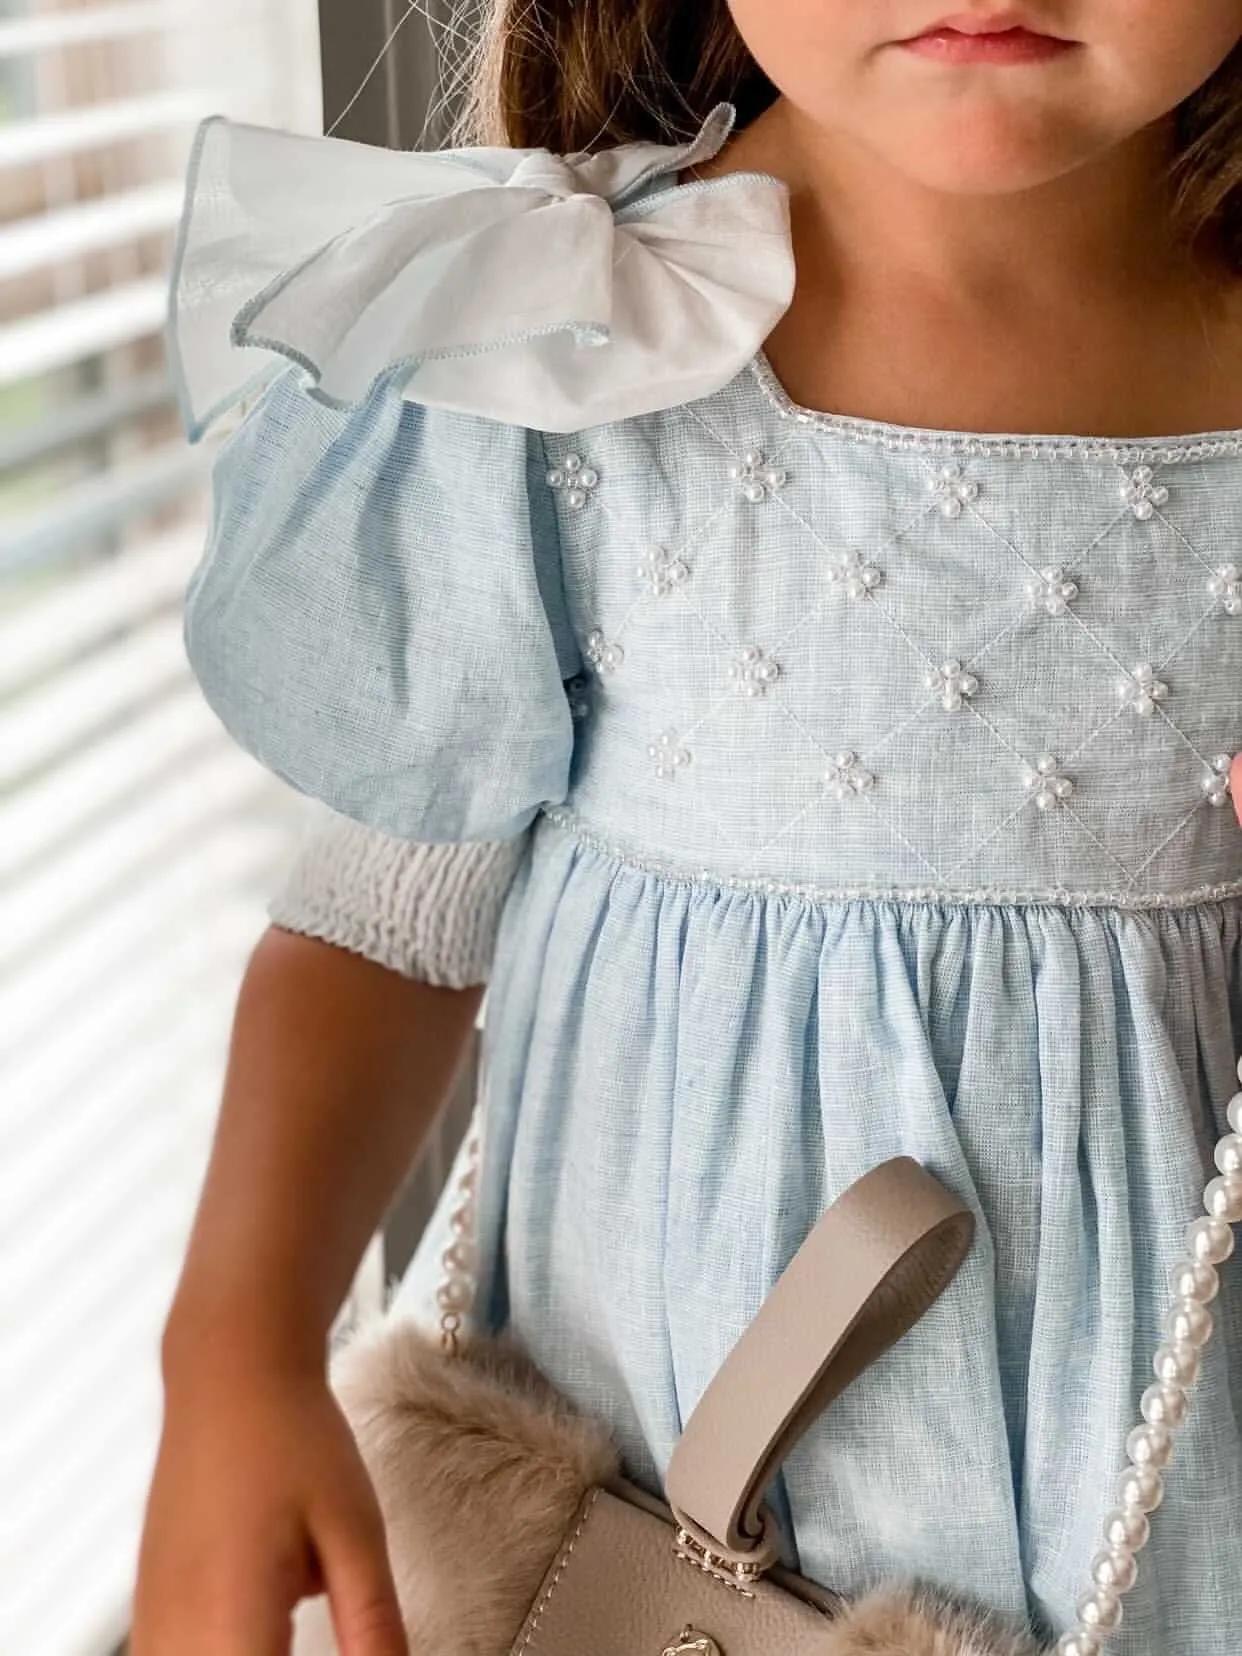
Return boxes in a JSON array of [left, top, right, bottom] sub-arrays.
[[663, 1156, 974, 1562], [1051, 1062, 1242, 1656]]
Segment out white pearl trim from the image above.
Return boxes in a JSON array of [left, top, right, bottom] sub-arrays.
[[436, 1125, 482, 1355], [638, 544, 691, 597], [537, 804, 1242, 913], [829, 549, 884, 598], [749, 352, 1242, 464], [1054, 1070, 1241, 1653]]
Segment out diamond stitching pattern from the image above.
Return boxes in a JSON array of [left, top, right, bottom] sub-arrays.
[[548, 374, 1242, 901]]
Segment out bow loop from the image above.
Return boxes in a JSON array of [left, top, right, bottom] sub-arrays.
[[505, 150, 585, 199], [166, 103, 794, 440]]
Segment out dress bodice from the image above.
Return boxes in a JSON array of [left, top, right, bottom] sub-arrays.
[[168, 99, 1242, 913], [549, 354, 1242, 910]]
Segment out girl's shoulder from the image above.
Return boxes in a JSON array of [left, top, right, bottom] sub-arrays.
[[164, 104, 795, 445]]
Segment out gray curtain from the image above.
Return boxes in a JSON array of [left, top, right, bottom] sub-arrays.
[[318, 0, 472, 149]]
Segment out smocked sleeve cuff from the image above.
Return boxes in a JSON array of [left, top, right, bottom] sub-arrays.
[[267, 806, 528, 988]]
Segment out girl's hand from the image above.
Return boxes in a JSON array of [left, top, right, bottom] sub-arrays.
[[130, 1349, 406, 1656]]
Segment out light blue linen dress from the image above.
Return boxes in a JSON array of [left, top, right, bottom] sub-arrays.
[[173, 129, 1242, 1644], [183, 350, 1242, 1652]]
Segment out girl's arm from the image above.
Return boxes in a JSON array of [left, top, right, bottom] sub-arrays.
[[131, 926, 482, 1656], [162, 923, 482, 1364]]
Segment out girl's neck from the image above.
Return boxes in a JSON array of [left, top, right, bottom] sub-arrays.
[[699, 99, 1242, 439], [733, 98, 1191, 302]]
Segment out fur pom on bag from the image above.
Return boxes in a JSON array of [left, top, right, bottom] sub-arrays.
[[291, 1318, 1047, 1656], [291, 1318, 619, 1656], [824, 1588, 1046, 1656]]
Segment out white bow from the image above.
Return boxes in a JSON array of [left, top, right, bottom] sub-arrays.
[[165, 103, 794, 440]]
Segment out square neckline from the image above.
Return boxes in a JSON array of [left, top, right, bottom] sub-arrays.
[[666, 120, 1242, 460], [749, 348, 1242, 462]]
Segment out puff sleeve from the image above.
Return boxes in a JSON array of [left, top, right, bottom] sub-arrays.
[[183, 363, 580, 842]]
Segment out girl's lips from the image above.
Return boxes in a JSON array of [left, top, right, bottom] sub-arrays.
[[899, 26, 1077, 64]]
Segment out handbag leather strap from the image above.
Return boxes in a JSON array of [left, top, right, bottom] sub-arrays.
[[663, 1156, 974, 1560]]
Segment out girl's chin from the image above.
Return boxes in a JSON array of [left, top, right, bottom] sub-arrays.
[[859, 115, 1101, 198]]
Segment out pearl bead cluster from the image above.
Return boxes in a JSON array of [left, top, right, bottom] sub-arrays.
[[730, 449, 787, 503], [546, 452, 599, 509], [1209, 566, 1242, 616], [926, 659, 979, 711], [829, 549, 884, 599], [638, 544, 691, 597], [1054, 1064, 1242, 1654], [1027, 567, 1079, 617], [824, 751, 875, 800], [585, 628, 624, 673], [650, 728, 692, 779], [729, 644, 781, 697], [929, 465, 979, 518], [1121, 466, 1169, 521], [437, 1129, 482, 1356], [1024, 756, 1074, 811], [1117, 664, 1168, 719], [1203, 755, 1233, 808]]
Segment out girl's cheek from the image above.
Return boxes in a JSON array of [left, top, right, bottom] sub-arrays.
[[1231, 755, 1242, 827]]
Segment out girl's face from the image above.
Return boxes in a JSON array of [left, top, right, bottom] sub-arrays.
[[726, 2, 1242, 194]]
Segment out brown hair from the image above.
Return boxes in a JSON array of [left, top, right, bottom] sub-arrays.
[[452, 2, 1242, 270]]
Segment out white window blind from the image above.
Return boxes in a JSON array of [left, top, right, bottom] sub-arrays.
[[0, 6, 329, 1654]]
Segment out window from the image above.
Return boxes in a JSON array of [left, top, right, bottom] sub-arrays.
[[2, 5, 322, 1652]]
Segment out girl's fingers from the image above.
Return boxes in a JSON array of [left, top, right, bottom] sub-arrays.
[[1233, 755, 1242, 826], [313, 1490, 406, 1656], [322, 1548, 406, 1656]]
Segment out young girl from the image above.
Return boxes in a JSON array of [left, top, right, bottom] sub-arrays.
[[134, 4, 1242, 1653]]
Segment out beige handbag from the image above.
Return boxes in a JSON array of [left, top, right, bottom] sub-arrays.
[[292, 1146, 1055, 1656]]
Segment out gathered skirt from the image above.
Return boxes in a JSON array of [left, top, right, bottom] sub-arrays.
[[394, 809, 1242, 1653]]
